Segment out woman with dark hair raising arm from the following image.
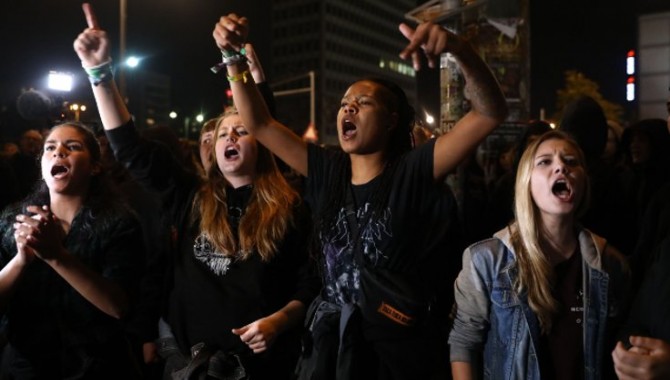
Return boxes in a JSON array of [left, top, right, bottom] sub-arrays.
[[213, 13, 508, 379], [74, 4, 318, 379]]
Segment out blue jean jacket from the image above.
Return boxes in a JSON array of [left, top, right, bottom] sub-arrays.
[[449, 226, 630, 380]]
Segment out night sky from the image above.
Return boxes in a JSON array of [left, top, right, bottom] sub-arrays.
[[0, 0, 667, 138]]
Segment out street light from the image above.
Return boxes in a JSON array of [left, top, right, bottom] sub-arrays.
[[69, 103, 87, 121], [47, 71, 73, 92], [126, 56, 140, 68], [272, 70, 316, 137]]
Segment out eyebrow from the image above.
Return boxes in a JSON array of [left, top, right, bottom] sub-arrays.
[[44, 139, 83, 145]]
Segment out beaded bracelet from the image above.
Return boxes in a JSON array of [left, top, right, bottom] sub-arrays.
[[83, 59, 114, 86], [226, 70, 250, 83]]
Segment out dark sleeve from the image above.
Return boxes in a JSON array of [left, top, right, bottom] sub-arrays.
[[0, 159, 20, 211], [121, 183, 171, 343], [257, 81, 277, 118], [105, 121, 199, 222], [286, 201, 321, 307], [305, 143, 343, 213], [0, 211, 16, 268], [100, 212, 146, 304], [621, 238, 670, 342]]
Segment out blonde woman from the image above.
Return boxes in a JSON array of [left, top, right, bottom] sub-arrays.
[[74, 4, 317, 378], [449, 130, 630, 380]]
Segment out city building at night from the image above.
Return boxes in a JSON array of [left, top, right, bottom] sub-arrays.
[[637, 11, 670, 120], [271, 0, 417, 145]]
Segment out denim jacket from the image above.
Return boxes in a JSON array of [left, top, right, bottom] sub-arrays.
[[448, 225, 630, 380]]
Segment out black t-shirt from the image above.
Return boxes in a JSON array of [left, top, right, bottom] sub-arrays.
[[539, 249, 584, 380], [107, 122, 319, 378], [305, 140, 460, 306], [0, 198, 144, 377], [624, 236, 670, 342]]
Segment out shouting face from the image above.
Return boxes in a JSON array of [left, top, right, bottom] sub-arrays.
[[214, 114, 257, 187], [41, 125, 99, 196], [336, 80, 398, 155], [530, 138, 586, 222]]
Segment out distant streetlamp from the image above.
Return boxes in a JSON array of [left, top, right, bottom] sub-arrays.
[[69, 103, 87, 121], [196, 114, 205, 123], [425, 112, 435, 125], [126, 56, 140, 68], [169, 111, 178, 119], [272, 70, 315, 128]]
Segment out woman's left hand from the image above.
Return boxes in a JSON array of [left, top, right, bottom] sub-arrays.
[[13, 205, 66, 262], [398, 22, 464, 70], [232, 317, 279, 353]]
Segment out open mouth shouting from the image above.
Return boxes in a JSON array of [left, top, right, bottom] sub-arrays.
[[551, 177, 574, 202], [224, 145, 240, 160], [50, 164, 70, 179], [341, 120, 357, 140]]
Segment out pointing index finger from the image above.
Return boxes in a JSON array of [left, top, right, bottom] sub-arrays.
[[82, 3, 99, 30]]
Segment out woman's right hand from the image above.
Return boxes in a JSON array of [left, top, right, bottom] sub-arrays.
[[212, 13, 249, 53], [73, 3, 111, 68], [13, 205, 66, 264]]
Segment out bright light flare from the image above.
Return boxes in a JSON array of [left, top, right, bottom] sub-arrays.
[[126, 56, 140, 68], [48, 71, 73, 92]]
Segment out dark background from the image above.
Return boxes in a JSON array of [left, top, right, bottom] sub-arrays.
[[0, 0, 667, 138]]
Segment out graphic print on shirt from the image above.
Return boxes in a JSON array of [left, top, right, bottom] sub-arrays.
[[321, 203, 392, 304], [193, 233, 233, 275]]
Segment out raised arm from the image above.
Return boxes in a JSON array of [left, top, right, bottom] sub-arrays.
[[73, 3, 131, 131], [399, 23, 508, 180], [213, 14, 308, 176]]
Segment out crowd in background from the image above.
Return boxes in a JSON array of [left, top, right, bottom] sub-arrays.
[[0, 3, 669, 380]]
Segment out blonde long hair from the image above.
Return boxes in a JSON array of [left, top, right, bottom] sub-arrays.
[[194, 113, 298, 261], [510, 130, 590, 333]]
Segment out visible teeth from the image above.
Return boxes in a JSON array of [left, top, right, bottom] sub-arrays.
[[51, 165, 68, 176], [224, 147, 238, 158], [552, 180, 569, 195], [342, 121, 356, 136]]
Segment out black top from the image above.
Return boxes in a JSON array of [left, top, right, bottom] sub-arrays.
[[305, 139, 460, 308], [0, 194, 144, 378], [303, 140, 459, 378], [106, 122, 318, 377], [623, 236, 670, 343], [539, 250, 584, 380]]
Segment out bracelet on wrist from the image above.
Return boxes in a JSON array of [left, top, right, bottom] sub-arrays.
[[227, 70, 250, 83], [210, 48, 248, 74], [83, 59, 114, 86]]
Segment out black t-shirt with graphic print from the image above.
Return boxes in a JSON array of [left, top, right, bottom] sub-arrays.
[[304, 140, 461, 307], [106, 122, 319, 379]]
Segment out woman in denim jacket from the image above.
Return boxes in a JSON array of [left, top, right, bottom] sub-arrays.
[[449, 131, 630, 380]]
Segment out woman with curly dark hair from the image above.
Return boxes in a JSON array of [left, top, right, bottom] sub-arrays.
[[0, 121, 144, 378]]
